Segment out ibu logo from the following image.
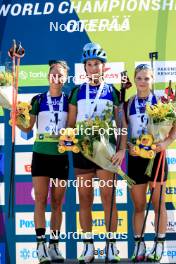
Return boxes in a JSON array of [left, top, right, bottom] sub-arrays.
[[20, 130, 33, 140], [20, 248, 37, 260]]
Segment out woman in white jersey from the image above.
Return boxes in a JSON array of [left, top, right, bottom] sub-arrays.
[[68, 43, 127, 263], [123, 64, 176, 262], [16, 61, 69, 264]]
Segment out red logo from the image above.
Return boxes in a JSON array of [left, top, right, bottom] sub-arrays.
[[24, 165, 31, 172]]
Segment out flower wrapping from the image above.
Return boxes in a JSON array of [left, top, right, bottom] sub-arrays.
[[0, 86, 13, 110], [82, 135, 135, 187]]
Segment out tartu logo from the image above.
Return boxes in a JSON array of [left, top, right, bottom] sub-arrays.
[[20, 248, 37, 260], [19, 71, 28, 80]]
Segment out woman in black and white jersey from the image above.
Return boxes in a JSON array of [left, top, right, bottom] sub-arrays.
[[123, 64, 176, 262]]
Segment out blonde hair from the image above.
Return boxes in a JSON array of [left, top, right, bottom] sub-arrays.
[[134, 64, 153, 78]]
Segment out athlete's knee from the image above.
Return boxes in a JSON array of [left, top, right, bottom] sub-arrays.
[[134, 202, 146, 213], [79, 192, 93, 208], [35, 191, 48, 206]]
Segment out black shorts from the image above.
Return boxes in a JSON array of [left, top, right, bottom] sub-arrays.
[[128, 152, 168, 185], [73, 152, 102, 174], [31, 152, 69, 179]]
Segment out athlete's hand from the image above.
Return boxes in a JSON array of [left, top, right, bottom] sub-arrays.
[[155, 140, 169, 152], [127, 142, 137, 156], [112, 149, 126, 166]]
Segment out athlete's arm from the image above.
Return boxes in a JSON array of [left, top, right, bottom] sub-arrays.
[[67, 104, 77, 128]]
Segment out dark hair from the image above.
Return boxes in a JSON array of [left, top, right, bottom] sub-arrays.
[[48, 60, 69, 73]]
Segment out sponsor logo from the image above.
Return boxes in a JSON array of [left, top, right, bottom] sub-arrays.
[[16, 242, 66, 263], [16, 128, 35, 147], [16, 182, 50, 205], [147, 179, 176, 203], [145, 210, 176, 233], [18, 65, 48, 87], [0, 153, 4, 177], [77, 242, 128, 259], [76, 180, 127, 204], [166, 149, 176, 172], [135, 61, 176, 82], [0, 243, 5, 264], [77, 211, 127, 234], [0, 124, 4, 146], [0, 107, 4, 116], [16, 212, 65, 235], [0, 182, 5, 205], [15, 152, 32, 175], [146, 241, 176, 263], [74, 62, 124, 84]]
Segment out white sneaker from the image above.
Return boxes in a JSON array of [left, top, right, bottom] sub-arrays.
[[48, 243, 64, 263], [146, 240, 164, 262], [37, 241, 51, 264], [106, 242, 120, 263], [78, 242, 94, 263], [131, 239, 146, 262]]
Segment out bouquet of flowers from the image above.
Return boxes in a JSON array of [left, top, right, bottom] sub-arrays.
[[75, 105, 135, 187], [0, 70, 13, 110], [145, 91, 176, 176], [146, 100, 176, 143]]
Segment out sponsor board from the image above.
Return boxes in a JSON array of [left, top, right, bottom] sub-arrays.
[[15, 152, 32, 175], [166, 149, 176, 173], [145, 210, 176, 233], [18, 65, 48, 86], [16, 212, 65, 235], [15, 93, 38, 145], [15, 126, 36, 145], [16, 242, 66, 264], [76, 180, 127, 204], [0, 124, 4, 145], [77, 211, 127, 234], [77, 241, 128, 259], [74, 62, 124, 84], [146, 241, 176, 263], [0, 182, 5, 205], [147, 179, 176, 203], [0, 107, 4, 116], [135, 61, 176, 82], [16, 182, 50, 205]]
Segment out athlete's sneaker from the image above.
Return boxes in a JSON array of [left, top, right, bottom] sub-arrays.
[[37, 241, 51, 264], [78, 241, 94, 263], [131, 237, 146, 262], [105, 241, 120, 263], [146, 238, 165, 262], [48, 243, 64, 263]]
